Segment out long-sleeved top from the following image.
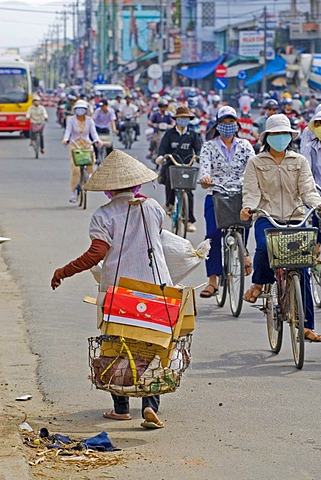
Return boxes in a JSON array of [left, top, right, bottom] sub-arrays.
[[93, 107, 116, 129], [158, 126, 202, 162], [242, 149, 321, 222], [63, 115, 100, 144], [199, 136, 255, 194], [303, 137, 321, 186], [26, 105, 48, 123], [89, 192, 172, 292]]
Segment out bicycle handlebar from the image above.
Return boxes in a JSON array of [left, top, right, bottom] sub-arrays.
[[164, 153, 199, 167], [249, 207, 317, 228], [197, 181, 240, 193]]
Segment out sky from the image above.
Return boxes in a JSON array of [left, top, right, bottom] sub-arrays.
[[0, 1, 75, 55], [0, 0, 312, 57]]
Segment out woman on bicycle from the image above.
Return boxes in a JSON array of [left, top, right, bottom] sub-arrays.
[[51, 150, 171, 428], [62, 99, 102, 203], [198, 106, 255, 298], [240, 114, 321, 342]]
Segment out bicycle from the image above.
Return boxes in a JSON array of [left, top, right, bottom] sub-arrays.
[[95, 127, 112, 165], [310, 184, 321, 307], [164, 154, 199, 238], [30, 123, 45, 159], [250, 207, 318, 369], [71, 141, 95, 210], [199, 182, 250, 317]]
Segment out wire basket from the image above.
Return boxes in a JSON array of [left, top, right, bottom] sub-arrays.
[[265, 227, 318, 269], [169, 166, 199, 190], [72, 148, 94, 166], [88, 334, 192, 397]]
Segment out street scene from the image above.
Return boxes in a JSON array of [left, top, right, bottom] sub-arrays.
[[2, 1, 321, 480]]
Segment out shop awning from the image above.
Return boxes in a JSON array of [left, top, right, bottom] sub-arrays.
[[226, 63, 259, 78], [176, 55, 226, 80], [244, 56, 286, 86]]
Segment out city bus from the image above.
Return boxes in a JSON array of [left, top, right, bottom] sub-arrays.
[[0, 56, 33, 136]]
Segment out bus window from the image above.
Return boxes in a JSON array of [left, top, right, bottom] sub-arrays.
[[0, 68, 28, 103]]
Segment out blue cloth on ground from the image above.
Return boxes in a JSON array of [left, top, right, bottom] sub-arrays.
[[82, 431, 116, 452]]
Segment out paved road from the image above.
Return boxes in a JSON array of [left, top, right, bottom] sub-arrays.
[[1, 112, 321, 479]]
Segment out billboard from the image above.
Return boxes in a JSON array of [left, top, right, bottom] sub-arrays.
[[122, 5, 160, 62], [239, 31, 275, 60]]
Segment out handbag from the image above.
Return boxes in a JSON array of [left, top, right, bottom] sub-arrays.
[[213, 192, 252, 229]]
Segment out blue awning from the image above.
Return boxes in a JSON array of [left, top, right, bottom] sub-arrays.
[[244, 56, 286, 86], [176, 56, 226, 80]]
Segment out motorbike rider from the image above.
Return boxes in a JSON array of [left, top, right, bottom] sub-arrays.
[[26, 94, 48, 154], [93, 99, 118, 159], [238, 89, 253, 117], [119, 94, 140, 141], [280, 98, 301, 119], [146, 99, 174, 160], [157, 106, 202, 233], [208, 95, 222, 122], [253, 99, 279, 138]]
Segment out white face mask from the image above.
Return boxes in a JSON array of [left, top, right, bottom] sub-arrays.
[[75, 108, 87, 116]]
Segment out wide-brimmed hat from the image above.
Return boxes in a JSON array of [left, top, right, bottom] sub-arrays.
[[174, 106, 195, 119], [32, 94, 41, 101], [309, 107, 321, 133], [259, 113, 299, 143], [84, 150, 158, 191]]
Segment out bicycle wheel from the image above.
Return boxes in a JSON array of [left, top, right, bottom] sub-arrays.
[[265, 283, 283, 353], [288, 274, 305, 369], [216, 236, 228, 307], [34, 133, 40, 159], [311, 269, 321, 308], [228, 231, 245, 317], [175, 191, 188, 238]]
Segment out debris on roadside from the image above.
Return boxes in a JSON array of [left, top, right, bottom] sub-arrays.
[[20, 424, 124, 470], [15, 394, 32, 401]]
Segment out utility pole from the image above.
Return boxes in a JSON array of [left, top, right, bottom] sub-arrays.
[[84, 0, 92, 81], [159, 0, 164, 86], [44, 38, 49, 91], [261, 6, 267, 95], [100, 0, 105, 77]]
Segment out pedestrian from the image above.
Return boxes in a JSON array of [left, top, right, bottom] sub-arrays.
[[198, 105, 255, 298], [240, 114, 321, 342], [157, 106, 202, 232], [62, 99, 102, 203], [51, 149, 171, 428]]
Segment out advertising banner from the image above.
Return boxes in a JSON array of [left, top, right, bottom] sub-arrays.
[[239, 30, 275, 60]]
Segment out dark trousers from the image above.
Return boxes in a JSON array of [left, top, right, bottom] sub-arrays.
[[111, 394, 160, 419], [164, 167, 195, 223], [253, 217, 314, 329], [30, 129, 44, 150], [204, 194, 250, 277]]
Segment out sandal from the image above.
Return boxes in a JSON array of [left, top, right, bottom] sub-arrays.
[[141, 407, 164, 429], [103, 410, 131, 420], [244, 250, 253, 276], [244, 284, 263, 304], [304, 329, 321, 342], [200, 284, 218, 298]]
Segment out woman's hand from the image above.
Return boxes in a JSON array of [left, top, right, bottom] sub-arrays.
[[62, 139, 69, 145], [199, 176, 212, 189], [240, 208, 251, 221]]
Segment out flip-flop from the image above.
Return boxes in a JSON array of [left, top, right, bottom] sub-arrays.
[[244, 285, 262, 304], [141, 407, 164, 429], [103, 410, 131, 420], [304, 329, 321, 342], [200, 284, 218, 298], [244, 253, 253, 276]]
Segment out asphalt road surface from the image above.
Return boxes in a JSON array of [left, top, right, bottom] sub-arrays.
[[1, 111, 321, 479]]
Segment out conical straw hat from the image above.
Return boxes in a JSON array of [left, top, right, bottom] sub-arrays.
[[84, 149, 158, 191]]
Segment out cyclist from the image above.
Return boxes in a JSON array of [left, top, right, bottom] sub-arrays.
[[198, 105, 255, 298], [26, 94, 48, 154], [146, 99, 174, 160], [62, 99, 102, 203], [240, 114, 321, 342], [158, 106, 202, 233], [93, 99, 118, 158], [119, 94, 140, 141]]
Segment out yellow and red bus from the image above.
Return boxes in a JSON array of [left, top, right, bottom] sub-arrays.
[[0, 56, 32, 136]]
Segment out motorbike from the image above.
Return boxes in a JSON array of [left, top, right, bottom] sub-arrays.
[[148, 122, 171, 165], [95, 127, 113, 165], [121, 114, 137, 149]]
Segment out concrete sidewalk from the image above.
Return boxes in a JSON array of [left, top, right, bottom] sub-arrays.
[[0, 249, 35, 480]]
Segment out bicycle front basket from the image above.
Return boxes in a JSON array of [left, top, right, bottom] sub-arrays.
[[169, 166, 199, 190], [265, 227, 318, 269], [72, 148, 94, 166], [213, 192, 252, 229]]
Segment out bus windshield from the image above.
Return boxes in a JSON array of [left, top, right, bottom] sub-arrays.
[[0, 68, 28, 103]]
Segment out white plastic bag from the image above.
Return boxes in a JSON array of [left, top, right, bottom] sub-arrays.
[[160, 230, 210, 284]]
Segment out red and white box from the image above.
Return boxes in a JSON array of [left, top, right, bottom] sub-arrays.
[[104, 287, 181, 335]]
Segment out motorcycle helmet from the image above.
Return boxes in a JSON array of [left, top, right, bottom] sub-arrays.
[[158, 99, 168, 108], [212, 95, 221, 102], [187, 97, 198, 108], [73, 99, 88, 110]]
